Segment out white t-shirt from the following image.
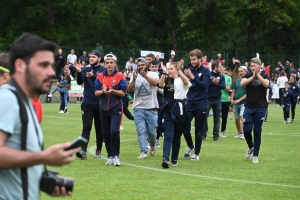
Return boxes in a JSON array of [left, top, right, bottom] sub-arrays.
[[67, 54, 77, 64], [174, 77, 192, 99], [277, 76, 288, 88], [131, 71, 159, 109]]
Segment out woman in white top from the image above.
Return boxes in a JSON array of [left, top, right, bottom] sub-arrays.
[[277, 70, 288, 107], [158, 62, 191, 168]]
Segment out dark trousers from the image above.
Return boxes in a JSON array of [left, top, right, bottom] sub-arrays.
[[243, 107, 267, 157], [184, 104, 207, 155], [59, 92, 69, 110], [265, 104, 269, 122], [291, 100, 297, 120], [221, 101, 230, 132], [122, 97, 134, 120], [99, 104, 122, 157], [203, 99, 221, 138], [162, 113, 184, 161], [56, 65, 64, 79], [283, 104, 290, 120], [80, 103, 103, 151]]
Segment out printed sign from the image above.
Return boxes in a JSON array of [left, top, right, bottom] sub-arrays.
[[140, 50, 165, 59], [69, 81, 84, 97]]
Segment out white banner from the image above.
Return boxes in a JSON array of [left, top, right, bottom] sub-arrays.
[[271, 83, 279, 99], [69, 81, 84, 97], [140, 50, 165, 59]]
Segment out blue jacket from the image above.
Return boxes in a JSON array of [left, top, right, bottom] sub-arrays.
[[94, 68, 127, 111], [208, 71, 225, 101], [290, 83, 299, 101], [77, 65, 105, 104], [186, 65, 211, 107], [281, 89, 293, 105]]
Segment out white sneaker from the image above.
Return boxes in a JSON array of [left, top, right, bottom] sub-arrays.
[[150, 146, 156, 156], [64, 107, 68, 113], [155, 139, 160, 148], [58, 110, 64, 113], [220, 131, 226, 138], [48, 94, 53, 97], [120, 125, 124, 130], [239, 134, 245, 140], [245, 148, 253, 159], [113, 156, 121, 166], [234, 133, 242, 138], [137, 152, 148, 159], [106, 157, 114, 165], [191, 154, 199, 161], [252, 156, 259, 163], [283, 120, 287, 124], [183, 147, 195, 158]]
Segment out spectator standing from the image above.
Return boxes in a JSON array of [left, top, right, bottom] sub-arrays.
[[289, 76, 299, 123], [74, 50, 104, 159], [240, 57, 270, 164], [202, 61, 225, 141], [54, 48, 65, 79], [231, 66, 247, 139], [220, 67, 232, 138], [95, 54, 127, 166], [127, 57, 159, 159], [277, 71, 288, 107], [285, 61, 291, 79], [182, 49, 210, 160], [281, 82, 293, 123], [79, 51, 89, 65], [0, 33, 79, 199], [67, 49, 77, 77], [125, 57, 134, 70]]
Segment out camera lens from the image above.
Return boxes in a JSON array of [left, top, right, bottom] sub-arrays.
[[56, 177, 74, 192]]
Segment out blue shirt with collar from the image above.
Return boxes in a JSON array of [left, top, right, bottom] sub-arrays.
[[186, 65, 211, 108]]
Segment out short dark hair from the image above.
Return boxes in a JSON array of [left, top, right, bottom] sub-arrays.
[[225, 67, 232, 72], [0, 53, 9, 76], [151, 60, 158, 65], [9, 33, 57, 75], [146, 54, 155, 61], [211, 61, 219, 70]]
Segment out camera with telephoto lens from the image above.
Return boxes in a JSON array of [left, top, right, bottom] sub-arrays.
[[40, 170, 74, 194]]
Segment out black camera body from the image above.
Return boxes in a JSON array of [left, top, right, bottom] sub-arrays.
[[40, 170, 74, 195]]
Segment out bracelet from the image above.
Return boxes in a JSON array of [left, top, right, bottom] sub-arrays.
[[162, 73, 167, 75]]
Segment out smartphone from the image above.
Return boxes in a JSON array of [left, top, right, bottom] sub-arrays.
[[64, 136, 88, 151]]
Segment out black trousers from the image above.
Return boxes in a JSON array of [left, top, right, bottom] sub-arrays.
[[80, 103, 103, 152], [291, 100, 297, 120], [221, 102, 230, 132]]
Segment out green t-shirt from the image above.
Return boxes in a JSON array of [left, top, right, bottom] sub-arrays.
[[232, 78, 246, 105], [221, 75, 232, 102]]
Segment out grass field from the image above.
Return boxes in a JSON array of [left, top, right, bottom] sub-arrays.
[[40, 103, 300, 200]]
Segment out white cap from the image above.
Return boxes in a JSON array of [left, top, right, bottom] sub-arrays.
[[104, 54, 117, 61], [239, 66, 248, 71]]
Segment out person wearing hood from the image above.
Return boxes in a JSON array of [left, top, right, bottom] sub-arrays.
[[95, 54, 127, 166]]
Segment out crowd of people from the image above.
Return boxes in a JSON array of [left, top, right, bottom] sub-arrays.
[[0, 33, 299, 199]]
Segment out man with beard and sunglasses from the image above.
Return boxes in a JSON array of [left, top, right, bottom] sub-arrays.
[[127, 57, 159, 159], [74, 50, 104, 160], [0, 33, 79, 199]]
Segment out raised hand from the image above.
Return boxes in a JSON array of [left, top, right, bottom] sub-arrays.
[[160, 62, 167, 73], [86, 70, 93, 78], [74, 62, 83, 72]]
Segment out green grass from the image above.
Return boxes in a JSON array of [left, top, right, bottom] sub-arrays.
[[41, 103, 300, 200]]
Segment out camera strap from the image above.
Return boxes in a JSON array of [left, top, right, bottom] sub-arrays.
[[8, 87, 29, 200]]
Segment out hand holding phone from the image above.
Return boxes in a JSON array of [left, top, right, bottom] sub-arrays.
[[64, 136, 88, 151]]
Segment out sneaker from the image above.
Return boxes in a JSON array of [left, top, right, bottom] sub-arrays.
[[106, 156, 114, 165], [58, 110, 64, 113], [161, 158, 170, 168], [77, 101, 80, 104], [252, 156, 259, 163], [283, 120, 287, 124], [137, 152, 148, 159], [94, 150, 102, 158], [120, 125, 124, 130], [150, 146, 156, 156], [245, 148, 253, 159], [239, 134, 245, 140], [183, 147, 195, 158], [76, 150, 87, 160], [114, 156, 121, 166], [220, 132, 226, 138], [291, 119, 294, 123], [191, 154, 199, 161], [213, 137, 219, 141], [234, 133, 242, 138], [172, 160, 178, 167], [64, 107, 68, 113], [156, 139, 161, 148], [48, 94, 53, 97]]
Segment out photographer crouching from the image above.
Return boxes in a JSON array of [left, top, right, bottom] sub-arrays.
[[0, 33, 80, 199]]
